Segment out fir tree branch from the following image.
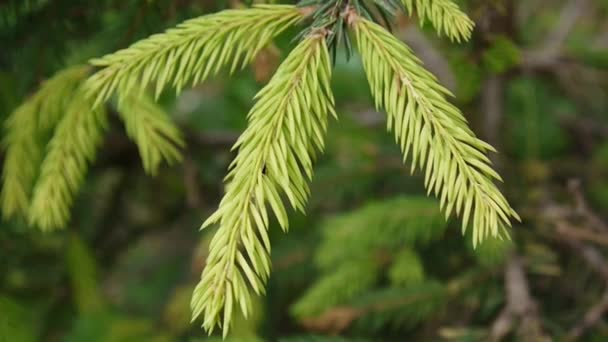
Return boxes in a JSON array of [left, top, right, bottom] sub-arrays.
[[191, 33, 335, 336], [28, 85, 108, 231], [1, 102, 40, 218], [85, 4, 304, 106], [293, 196, 441, 321], [402, 0, 474, 42], [388, 248, 425, 286], [296, 281, 446, 334], [315, 196, 446, 268], [1, 66, 90, 219], [292, 261, 379, 318], [116, 90, 185, 175], [352, 17, 519, 247]]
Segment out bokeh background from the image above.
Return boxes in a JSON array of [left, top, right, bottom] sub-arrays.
[[2, 0, 608, 341]]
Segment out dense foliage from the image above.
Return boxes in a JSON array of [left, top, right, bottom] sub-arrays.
[[2, 0, 608, 341]]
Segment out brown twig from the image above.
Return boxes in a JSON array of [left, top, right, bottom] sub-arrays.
[[559, 232, 608, 340], [490, 255, 548, 341], [568, 290, 608, 340], [556, 223, 608, 247], [523, 0, 591, 68], [568, 179, 608, 233], [539, 182, 608, 339], [478, 4, 548, 338]]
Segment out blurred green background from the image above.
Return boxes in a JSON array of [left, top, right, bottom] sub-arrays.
[[2, 0, 608, 341]]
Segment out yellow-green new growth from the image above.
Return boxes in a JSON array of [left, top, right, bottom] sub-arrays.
[[2, 65, 185, 230], [1, 65, 90, 219], [86, 5, 303, 106], [191, 34, 335, 336], [117, 91, 185, 175], [28, 85, 108, 231], [353, 17, 519, 247], [402, 0, 475, 42]]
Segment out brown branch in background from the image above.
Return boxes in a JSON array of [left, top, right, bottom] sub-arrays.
[[594, 23, 608, 48], [539, 0, 590, 56], [515, 0, 606, 109], [557, 229, 608, 340], [560, 237, 608, 283], [560, 116, 608, 154], [539, 180, 608, 339], [475, 4, 549, 338], [568, 179, 608, 233], [522, 0, 591, 69], [490, 255, 547, 341], [568, 291, 608, 340], [477, 2, 549, 339], [556, 224, 608, 247]]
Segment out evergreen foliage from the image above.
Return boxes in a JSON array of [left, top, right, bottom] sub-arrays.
[[402, 0, 474, 41], [116, 91, 184, 175], [388, 248, 425, 286], [86, 5, 303, 104], [0, 0, 523, 338], [28, 82, 108, 231], [65, 234, 105, 314], [1, 65, 184, 230], [1, 66, 90, 219], [314, 197, 446, 268], [352, 281, 446, 330], [191, 34, 335, 336], [353, 17, 520, 247], [292, 196, 446, 324], [292, 261, 379, 318], [0, 296, 37, 342], [5, 0, 608, 340]]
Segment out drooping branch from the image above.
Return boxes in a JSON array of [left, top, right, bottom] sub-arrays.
[[191, 34, 336, 335], [353, 15, 519, 246]]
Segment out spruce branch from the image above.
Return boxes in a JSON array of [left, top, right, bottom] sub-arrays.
[[28, 85, 108, 231], [295, 281, 446, 334], [293, 196, 441, 321], [352, 17, 519, 247], [402, 0, 474, 42], [117, 90, 185, 175], [1, 66, 90, 219], [292, 261, 379, 318], [85, 5, 304, 106], [2, 65, 187, 230], [1, 102, 40, 219], [191, 34, 335, 336], [316, 196, 446, 268], [388, 248, 425, 286]]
